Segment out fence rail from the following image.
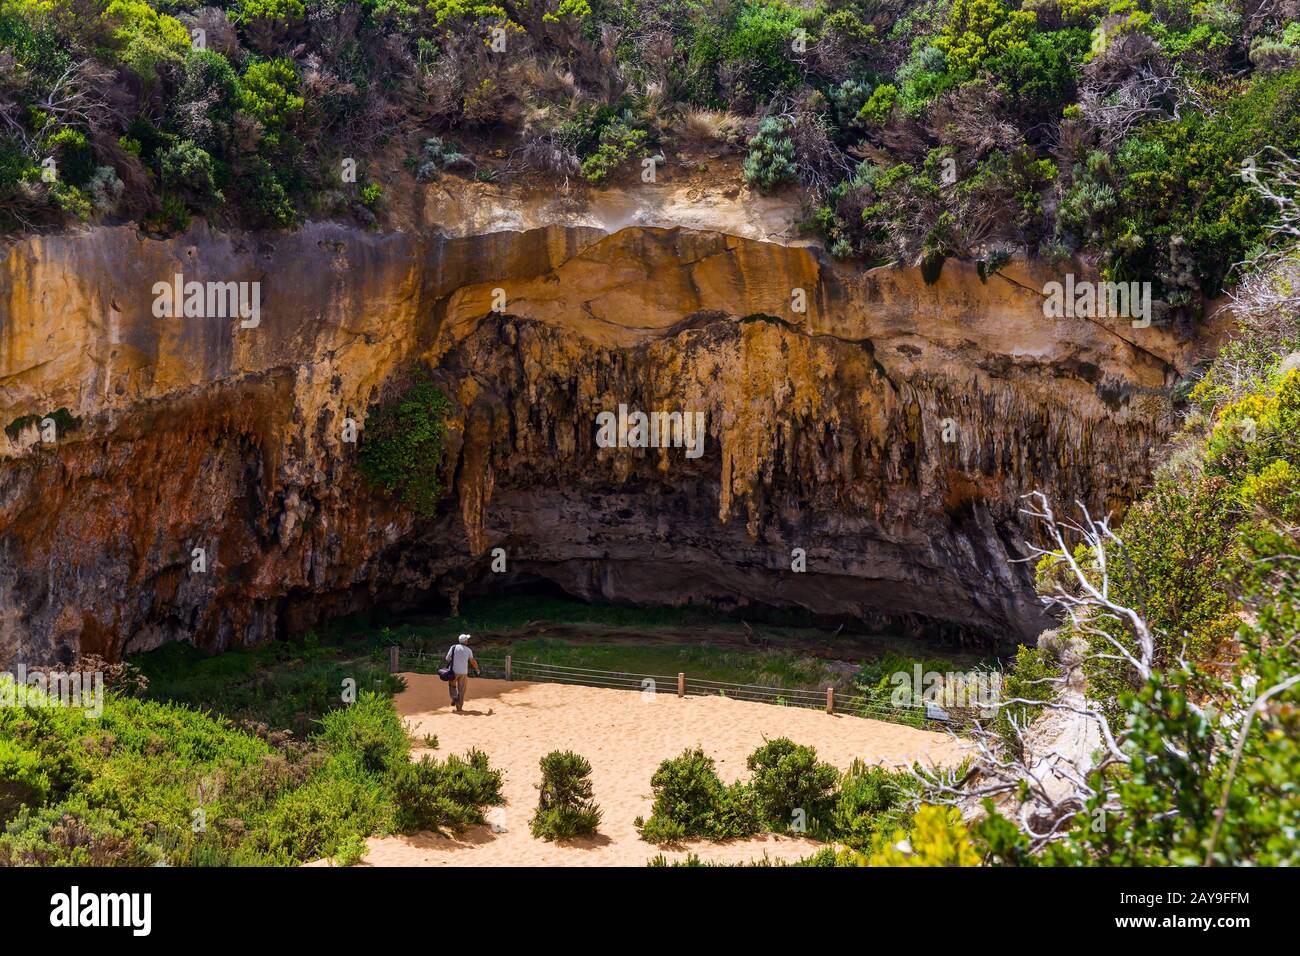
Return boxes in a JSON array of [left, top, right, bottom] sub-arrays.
[[386, 647, 978, 731]]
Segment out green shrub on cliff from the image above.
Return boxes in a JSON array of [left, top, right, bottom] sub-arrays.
[[743, 117, 796, 193], [579, 120, 647, 185], [358, 376, 452, 518]]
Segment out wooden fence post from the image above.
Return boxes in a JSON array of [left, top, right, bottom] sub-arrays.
[[505, 655, 512, 681], [677, 672, 685, 698], [389, 645, 399, 674], [826, 686, 834, 715]]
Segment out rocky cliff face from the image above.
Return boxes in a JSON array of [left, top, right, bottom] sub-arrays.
[[0, 217, 1224, 666]]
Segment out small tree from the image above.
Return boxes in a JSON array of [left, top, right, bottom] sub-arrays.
[[530, 750, 601, 840]]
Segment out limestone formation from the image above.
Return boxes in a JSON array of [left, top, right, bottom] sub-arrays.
[[0, 219, 1227, 665]]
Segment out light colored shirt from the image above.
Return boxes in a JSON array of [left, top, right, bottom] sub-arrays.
[[446, 644, 474, 676]]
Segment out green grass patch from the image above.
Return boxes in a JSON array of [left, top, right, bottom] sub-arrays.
[[501, 637, 837, 686], [133, 635, 401, 734]]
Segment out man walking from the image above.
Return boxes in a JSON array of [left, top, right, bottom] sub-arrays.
[[445, 633, 479, 713]]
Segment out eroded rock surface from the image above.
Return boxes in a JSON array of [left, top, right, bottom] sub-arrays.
[[0, 219, 1224, 665]]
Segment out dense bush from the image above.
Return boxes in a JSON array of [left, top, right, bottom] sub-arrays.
[[745, 737, 838, 833], [639, 740, 914, 846], [391, 748, 505, 835], [357, 374, 452, 518], [0, 681, 504, 865], [1102, 71, 1300, 309], [530, 749, 602, 840], [742, 116, 796, 193], [317, 691, 410, 777], [636, 747, 759, 843], [579, 120, 647, 185], [862, 804, 981, 866], [831, 759, 914, 849]]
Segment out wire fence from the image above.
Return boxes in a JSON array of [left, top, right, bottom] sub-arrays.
[[387, 647, 980, 732]]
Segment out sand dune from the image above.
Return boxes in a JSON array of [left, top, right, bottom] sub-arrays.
[[348, 674, 967, 867]]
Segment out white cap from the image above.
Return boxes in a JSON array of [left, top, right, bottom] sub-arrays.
[[458, 633, 471, 644]]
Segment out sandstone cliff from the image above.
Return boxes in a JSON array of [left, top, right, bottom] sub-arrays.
[[0, 216, 1225, 666]]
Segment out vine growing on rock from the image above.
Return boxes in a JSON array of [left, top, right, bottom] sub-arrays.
[[357, 375, 452, 518]]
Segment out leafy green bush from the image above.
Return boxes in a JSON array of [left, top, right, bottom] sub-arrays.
[[159, 140, 223, 208], [100, 0, 190, 83], [332, 832, 369, 866], [637, 746, 760, 843], [743, 116, 796, 193], [0, 738, 50, 825], [391, 748, 505, 835], [745, 737, 837, 833], [857, 84, 897, 127], [864, 804, 980, 866], [721, 1, 808, 99], [579, 120, 647, 185], [318, 691, 410, 777], [530, 750, 601, 840], [249, 771, 391, 864], [830, 759, 913, 848], [637, 747, 725, 842], [1105, 70, 1300, 303], [234, 0, 306, 27], [358, 374, 452, 518], [240, 58, 305, 149]]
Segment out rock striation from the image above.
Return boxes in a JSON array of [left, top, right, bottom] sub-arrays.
[[0, 218, 1225, 665]]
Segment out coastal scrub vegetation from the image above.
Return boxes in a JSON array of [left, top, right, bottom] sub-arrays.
[[907, 154, 1300, 866], [636, 739, 917, 846], [357, 373, 452, 518], [0, 678, 505, 865]]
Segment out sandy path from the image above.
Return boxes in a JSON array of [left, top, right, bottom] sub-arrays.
[[351, 675, 966, 867]]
